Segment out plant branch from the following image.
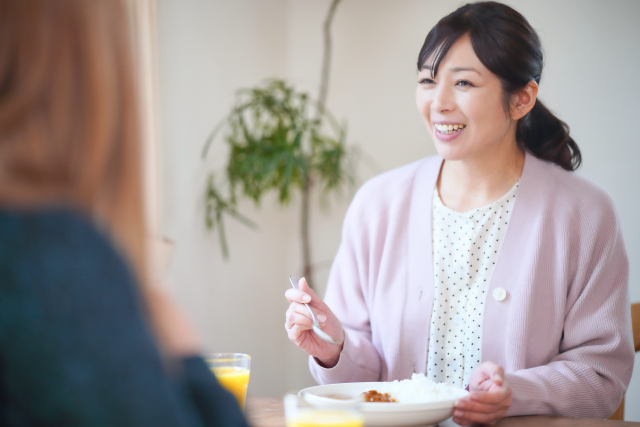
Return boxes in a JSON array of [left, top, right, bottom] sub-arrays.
[[201, 115, 229, 159], [302, 0, 343, 289], [301, 176, 313, 288], [317, 0, 343, 117]]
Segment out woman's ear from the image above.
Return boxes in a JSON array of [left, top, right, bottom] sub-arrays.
[[510, 80, 539, 120]]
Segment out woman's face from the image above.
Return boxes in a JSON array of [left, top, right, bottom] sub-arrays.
[[415, 34, 516, 161]]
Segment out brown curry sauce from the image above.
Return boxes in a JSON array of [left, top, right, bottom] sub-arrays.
[[361, 390, 396, 402]]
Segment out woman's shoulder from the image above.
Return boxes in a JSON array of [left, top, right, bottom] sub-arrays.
[[550, 165, 613, 203], [530, 156, 620, 229], [0, 207, 134, 294], [1, 207, 105, 243], [0, 208, 120, 260]]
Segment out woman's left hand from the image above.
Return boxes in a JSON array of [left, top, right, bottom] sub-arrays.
[[452, 361, 512, 425]]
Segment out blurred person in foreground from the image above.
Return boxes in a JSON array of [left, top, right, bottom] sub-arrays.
[[0, 1, 249, 426]]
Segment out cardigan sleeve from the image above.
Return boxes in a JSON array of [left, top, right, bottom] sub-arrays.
[[309, 188, 383, 384], [505, 201, 634, 418]]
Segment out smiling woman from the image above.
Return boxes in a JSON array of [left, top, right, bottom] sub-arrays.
[[284, 2, 634, 426]]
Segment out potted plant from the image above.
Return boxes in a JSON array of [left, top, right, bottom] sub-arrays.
[[202, 0, 349, 288]]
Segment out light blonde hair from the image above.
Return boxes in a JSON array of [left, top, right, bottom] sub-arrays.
[[0, 0, 146, 279]]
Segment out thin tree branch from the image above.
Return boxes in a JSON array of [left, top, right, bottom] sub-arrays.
[[317, 0, 343, 118], [302, 0, 343, 289], [301, 176, 313, 288]]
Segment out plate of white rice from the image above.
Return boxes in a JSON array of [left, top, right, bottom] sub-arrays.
[[299, 373, 468, 427]]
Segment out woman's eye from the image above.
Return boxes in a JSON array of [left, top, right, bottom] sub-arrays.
[[419, 78, 435, 85], [456, 80, 475, 87]]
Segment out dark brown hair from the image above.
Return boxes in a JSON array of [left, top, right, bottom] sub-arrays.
[[418, 1, 581, 171]]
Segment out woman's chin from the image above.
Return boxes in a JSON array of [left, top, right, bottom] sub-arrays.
[[433, 140, 472, 162]]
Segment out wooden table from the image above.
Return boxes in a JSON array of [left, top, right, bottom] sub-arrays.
[[246, 397, 640, 427]]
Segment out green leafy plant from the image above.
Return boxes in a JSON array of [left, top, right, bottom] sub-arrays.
[[201, 0, 347, 288], [202, 79, 353, 287]]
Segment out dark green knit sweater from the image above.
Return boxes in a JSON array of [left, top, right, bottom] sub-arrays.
[[0, 209, 249, 427]]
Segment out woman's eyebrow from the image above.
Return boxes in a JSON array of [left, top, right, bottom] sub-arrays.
[[450, 67, 480, 74], [420, 65, 481, 75]]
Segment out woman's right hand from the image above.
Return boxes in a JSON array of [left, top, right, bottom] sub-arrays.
[[285, 277, 344, 368]]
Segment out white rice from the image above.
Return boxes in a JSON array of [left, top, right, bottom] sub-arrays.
[[370, 373, 459, 404]]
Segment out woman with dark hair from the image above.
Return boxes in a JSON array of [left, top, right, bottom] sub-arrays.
[[285, 1, 634, 425]]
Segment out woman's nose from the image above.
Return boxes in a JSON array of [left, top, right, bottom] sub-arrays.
[[431, 85, 455, 113]]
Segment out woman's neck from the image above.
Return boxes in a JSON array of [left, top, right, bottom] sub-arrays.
[[437, 144, 525, 213]]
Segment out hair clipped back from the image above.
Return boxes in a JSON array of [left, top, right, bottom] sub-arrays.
[[418, 1, 581, 171]]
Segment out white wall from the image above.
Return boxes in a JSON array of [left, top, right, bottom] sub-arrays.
[[158, 0, 640, 420]]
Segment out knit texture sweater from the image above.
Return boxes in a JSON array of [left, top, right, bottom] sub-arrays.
[[0, 209, 249, 427]]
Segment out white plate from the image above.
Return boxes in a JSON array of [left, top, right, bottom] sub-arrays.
[[299, 382, 468, 427]]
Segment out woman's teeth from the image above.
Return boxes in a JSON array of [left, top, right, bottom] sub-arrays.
[[434, 123, 466, 134]]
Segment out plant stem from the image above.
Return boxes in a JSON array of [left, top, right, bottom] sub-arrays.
[[303, 0, 342, 289], [317, 0, 343, 117], [301, 176, 313, 288]]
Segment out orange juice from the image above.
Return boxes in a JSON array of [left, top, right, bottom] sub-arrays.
[[211, 366, 250, 410], [286, 409, 364, 427]]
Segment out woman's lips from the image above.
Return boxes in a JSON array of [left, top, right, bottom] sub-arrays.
[[435, 126, 465, 142]]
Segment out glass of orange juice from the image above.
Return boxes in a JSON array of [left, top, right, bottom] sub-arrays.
[[206, 353, 251, 411], [284, 393, 364, 427]]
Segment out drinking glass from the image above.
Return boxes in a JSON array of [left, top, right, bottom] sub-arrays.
[[284, 393, 364, 427], [206, 353, 251, 411]]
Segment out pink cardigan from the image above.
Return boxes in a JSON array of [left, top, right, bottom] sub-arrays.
[[309, 152, 634, 418]]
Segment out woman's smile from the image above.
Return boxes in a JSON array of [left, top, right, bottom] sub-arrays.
[[434, 122, 467, 141]]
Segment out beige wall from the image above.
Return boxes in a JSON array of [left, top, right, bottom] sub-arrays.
[[158, 0, 640, 420]]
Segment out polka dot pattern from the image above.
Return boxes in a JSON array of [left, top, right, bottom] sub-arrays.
[[426, 181, 519, 389]]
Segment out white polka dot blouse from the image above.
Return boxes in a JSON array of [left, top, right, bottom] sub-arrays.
[[426, 180, 519, 389]]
